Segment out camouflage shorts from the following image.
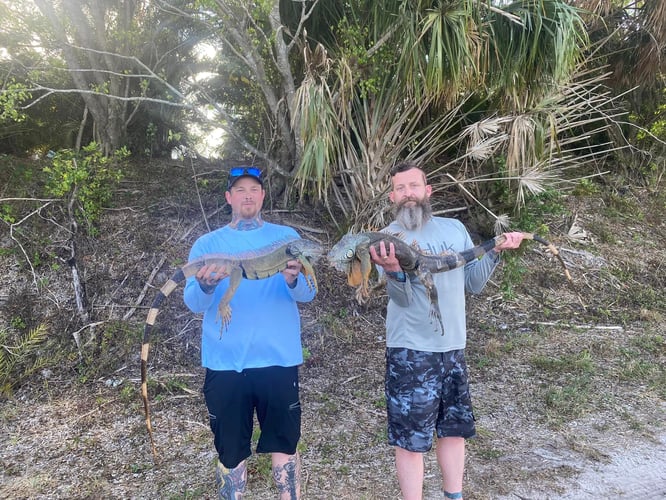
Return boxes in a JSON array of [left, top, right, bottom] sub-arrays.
[[385, 348, 476, 452]]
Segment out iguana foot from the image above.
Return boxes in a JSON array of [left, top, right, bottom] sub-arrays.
[[217, 304, 233, 337]]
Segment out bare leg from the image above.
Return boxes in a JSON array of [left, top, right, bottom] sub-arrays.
[[272, 452, 301, 500], [395, 446, 425, 500], [436, 437, 465, 498], [216, 460, 247, 500]]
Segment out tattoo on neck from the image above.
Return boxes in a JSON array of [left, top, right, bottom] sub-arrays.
[[230, 215, 263, 230], [273, 454, 300, 499]]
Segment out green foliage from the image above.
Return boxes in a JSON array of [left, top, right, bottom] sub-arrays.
[[572, 178, 600, 196], [531, 349, 595, 375], [498, 252, 526, 300], [494, 189, 562, 297], [542, 373, 593, 422], [514, 189, 567, 229], [0, 80, 30, 123], [302, 346, 312, 362], [0, 203, 16, 224], [42, 142, 127, 230], [636, 103, 666, 142], [334, 17, 394, 98], [0, 323, 49, 397]]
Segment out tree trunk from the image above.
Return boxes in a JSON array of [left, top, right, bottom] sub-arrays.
[[33, 0, 130, 155]]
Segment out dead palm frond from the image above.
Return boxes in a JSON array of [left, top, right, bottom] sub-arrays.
[[439, 59, 625, 214], [506, 114, 538, 180], [460, 117, 512, 161], [293, 38, 474, 228]]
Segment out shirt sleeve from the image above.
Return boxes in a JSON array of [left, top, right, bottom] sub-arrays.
[[385, 272, 414, 307], [183, 238, 219, 314], [285, 271, 317, 303], [464, 247, 500, 295]]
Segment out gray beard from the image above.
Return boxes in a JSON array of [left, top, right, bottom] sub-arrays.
[[394, 200, 432, 231]]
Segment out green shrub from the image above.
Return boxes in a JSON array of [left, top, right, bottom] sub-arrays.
[[42, 142, 128, 233]]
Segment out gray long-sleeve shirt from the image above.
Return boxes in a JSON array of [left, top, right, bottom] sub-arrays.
[[383, 217, 499, 352]]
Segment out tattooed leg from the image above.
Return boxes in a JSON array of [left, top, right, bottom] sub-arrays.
[[215, 460, 247, 500], [272, 452, 301, 500]]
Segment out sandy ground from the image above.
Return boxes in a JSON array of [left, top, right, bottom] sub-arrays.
[[498, 430, 666, 500]]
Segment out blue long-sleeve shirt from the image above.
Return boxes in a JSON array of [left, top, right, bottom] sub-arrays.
[[183, 222, 316, 372], [383, 217, 499, 352]]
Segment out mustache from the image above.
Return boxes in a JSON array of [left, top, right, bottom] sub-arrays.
[[397, 197, 421, 207]]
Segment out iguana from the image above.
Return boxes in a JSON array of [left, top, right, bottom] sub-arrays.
[[327, 231, 571, 334], [141, 236, 323, 458]]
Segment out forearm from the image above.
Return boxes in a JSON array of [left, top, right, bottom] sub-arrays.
[[465, 250, 500, 294], [386, 271, 413, 307], [183, 277, 218, 312], [286, 272, 317, 302]]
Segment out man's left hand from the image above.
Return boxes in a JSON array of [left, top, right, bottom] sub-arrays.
[[495, 231, 525, 251], [282, 259, 302, 287]]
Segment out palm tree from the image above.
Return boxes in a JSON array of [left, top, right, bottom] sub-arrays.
[[572, 0, 666, 178], [293, 0, 612, 228]]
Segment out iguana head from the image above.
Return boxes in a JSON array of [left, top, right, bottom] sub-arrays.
[[326, 233, 369, 287], [289, 238, 325, 261]]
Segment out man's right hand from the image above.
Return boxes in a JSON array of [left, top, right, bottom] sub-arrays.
[[369, 241, 401, 273]]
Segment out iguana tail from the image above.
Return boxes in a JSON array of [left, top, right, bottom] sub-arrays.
[[141, 264, 199, 460], [499, 233, 573, 283]]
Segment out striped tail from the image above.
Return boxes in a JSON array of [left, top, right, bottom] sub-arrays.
[[141, 268, 187, 460], [513, 233, 573, 283], [446, 232, 571, 283]]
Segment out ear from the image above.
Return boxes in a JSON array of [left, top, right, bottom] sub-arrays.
[[389, 191, 395, 203], [225, 191, 232, 204], [425, 184, 432, 197]]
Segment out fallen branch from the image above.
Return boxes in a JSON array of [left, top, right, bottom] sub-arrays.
[[123, 256, 168, 321], [531, 321, 623, 331]]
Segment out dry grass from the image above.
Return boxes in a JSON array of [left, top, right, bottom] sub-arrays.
[[1, 161, 665, 499]]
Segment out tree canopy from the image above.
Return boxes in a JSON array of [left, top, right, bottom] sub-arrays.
[[0, 0, 664, 224]]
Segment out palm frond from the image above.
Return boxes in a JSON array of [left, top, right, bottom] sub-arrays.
[[485, 0, 588, 110], [0, 323, 49, 397], [420, 0, 480, 103]]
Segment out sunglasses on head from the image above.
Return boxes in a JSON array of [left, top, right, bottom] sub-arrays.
[[229, 167, 262, 178]]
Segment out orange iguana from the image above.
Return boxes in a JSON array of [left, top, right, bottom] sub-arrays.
[[141, 236, 323, 458], [327, 231, 571, 333]]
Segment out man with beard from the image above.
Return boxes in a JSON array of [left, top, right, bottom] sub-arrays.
[[369, 161, 525, 500]]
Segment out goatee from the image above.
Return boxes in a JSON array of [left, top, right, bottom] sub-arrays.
[[394, 198, 432, 231]]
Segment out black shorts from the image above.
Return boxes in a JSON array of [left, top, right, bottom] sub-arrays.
[[385, 348, 475, 452], [203, 365, 301, 468]]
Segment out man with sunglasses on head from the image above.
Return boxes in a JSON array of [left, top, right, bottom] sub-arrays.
[[183, 166, 316, 500]]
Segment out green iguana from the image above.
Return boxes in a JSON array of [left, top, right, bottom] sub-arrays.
[[327, 231, 571, 334], [141, 236, 323, 458]]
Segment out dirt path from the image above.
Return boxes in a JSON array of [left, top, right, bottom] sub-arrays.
[[494, 430, 666, 500]]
